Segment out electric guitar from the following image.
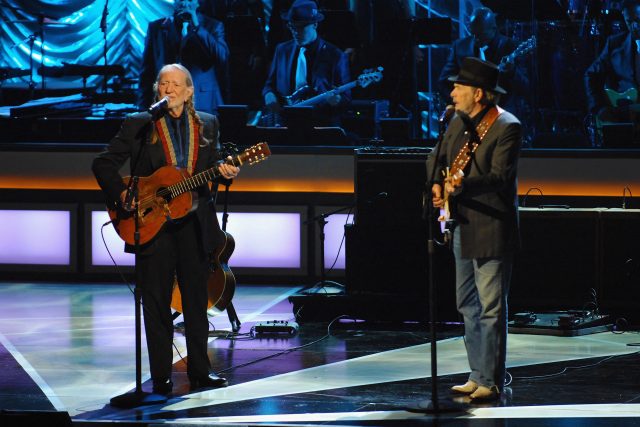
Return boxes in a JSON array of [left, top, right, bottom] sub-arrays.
[[604, 87, 638, 107], [498, 36, 536, 71], [286, 67, 383, 107], [259, 67, 383, 126], [107, 142, 271, 246]]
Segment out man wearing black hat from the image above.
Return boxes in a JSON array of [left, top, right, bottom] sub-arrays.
[[262, 0, 350, 127], [426, 57, 521, 402]]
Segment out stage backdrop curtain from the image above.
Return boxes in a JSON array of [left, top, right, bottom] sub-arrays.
[[0, 0, 173, 89]]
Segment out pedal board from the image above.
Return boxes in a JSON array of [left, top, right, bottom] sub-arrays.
[[253, 320, 299, 336], [509, 310, 612, 336]]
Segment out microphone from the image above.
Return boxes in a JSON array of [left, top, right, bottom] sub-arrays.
[[148, 96, 170, 114], [438, 105, 455, 125], [458, 112, 480, 144]]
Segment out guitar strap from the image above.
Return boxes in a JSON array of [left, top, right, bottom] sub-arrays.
[[155, 113, 200, 175], [449, 105, 503, 175]]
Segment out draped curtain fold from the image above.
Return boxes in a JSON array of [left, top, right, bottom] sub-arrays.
[[0, 0, 174, 88]]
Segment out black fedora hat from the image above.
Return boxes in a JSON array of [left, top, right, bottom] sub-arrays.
[[448, 57, 506, 94], [281, 0, 324, 24]]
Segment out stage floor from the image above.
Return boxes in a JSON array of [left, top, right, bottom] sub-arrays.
[[1, 282, 639, 426]]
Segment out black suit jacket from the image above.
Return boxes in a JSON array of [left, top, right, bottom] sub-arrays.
[[262, 37, 350, 124], [138, 14, 230, 114], [426, 109, 521, 259], [92, 112, 225, 255], [584, 32, 637, 113]]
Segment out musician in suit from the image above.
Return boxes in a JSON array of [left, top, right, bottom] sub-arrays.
[[138, 0, 230, 114], [93, 64, 239, 395], [262, 0, 351, 126], [584, 0, 640, 127], [438, 7, 528, 113], [427, 57, 521, 401]]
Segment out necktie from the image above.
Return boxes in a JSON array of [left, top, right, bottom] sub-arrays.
[[478, 45, 488, 61], [636, 39, 640, 54], [295, 47, 307, 90], [181, 21, 189, 39]]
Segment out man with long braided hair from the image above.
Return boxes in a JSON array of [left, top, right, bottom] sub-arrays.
[[93, 63, 239, 395]]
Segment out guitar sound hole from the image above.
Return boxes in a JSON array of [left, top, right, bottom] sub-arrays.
[[156, 187, 173, 203]]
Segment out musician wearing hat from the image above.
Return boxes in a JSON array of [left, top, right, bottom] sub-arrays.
[[426, 57, 522, 402], [262, 0, 350, 126]]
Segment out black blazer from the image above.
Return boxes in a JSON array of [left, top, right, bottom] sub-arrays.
[[92, 112, 225, 255], [426, 109, 522, 259], [262, 37, 351, 122], [138, 14, 230, 114]]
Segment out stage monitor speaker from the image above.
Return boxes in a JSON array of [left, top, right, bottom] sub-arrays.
[[510, 208, 600, 313], [344, 223, 457, 321], [599, 209, 640, 317], [354, 148, 430, 228]]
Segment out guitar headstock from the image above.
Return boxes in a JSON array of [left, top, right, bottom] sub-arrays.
[[238, 142, 271, 166], [500, 36, 536, 68], [357, 66, 383, 88]]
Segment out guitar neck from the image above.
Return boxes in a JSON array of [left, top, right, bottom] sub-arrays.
[[295, 81, 357, 107], [167, 156, 241, 197]]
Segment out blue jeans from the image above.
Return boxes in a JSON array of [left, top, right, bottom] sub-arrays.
[[453, 229, 512, 390]]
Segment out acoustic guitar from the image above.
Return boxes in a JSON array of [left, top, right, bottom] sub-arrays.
[[107, 142, 271, 246], [170, 230, 236, 314]]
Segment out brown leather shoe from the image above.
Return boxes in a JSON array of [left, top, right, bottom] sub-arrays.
[[451, 380, 478, 394], [469, 385, 499, 401]]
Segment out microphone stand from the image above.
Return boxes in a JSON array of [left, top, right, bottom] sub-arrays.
[[100, 0, 109, 93], [111, 176, 167, 408], [304, 205, 353, 291], [219, 179, 241, 333], [410, 112, 462, 413]]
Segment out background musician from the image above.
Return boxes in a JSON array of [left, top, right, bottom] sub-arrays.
[[585, 0, 640, 138], [93, 63, 239, 396], [438, 7, 529, 117], [262, 0, 350, 127], [138, 0, 230, 114]]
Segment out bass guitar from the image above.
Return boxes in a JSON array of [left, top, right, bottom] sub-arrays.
[[108, 142, 271, 246], [285, 67, 383, 107], [259, 67, 383, 126]]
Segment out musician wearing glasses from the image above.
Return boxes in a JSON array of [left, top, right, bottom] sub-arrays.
[[262, 0, 350, 127]]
